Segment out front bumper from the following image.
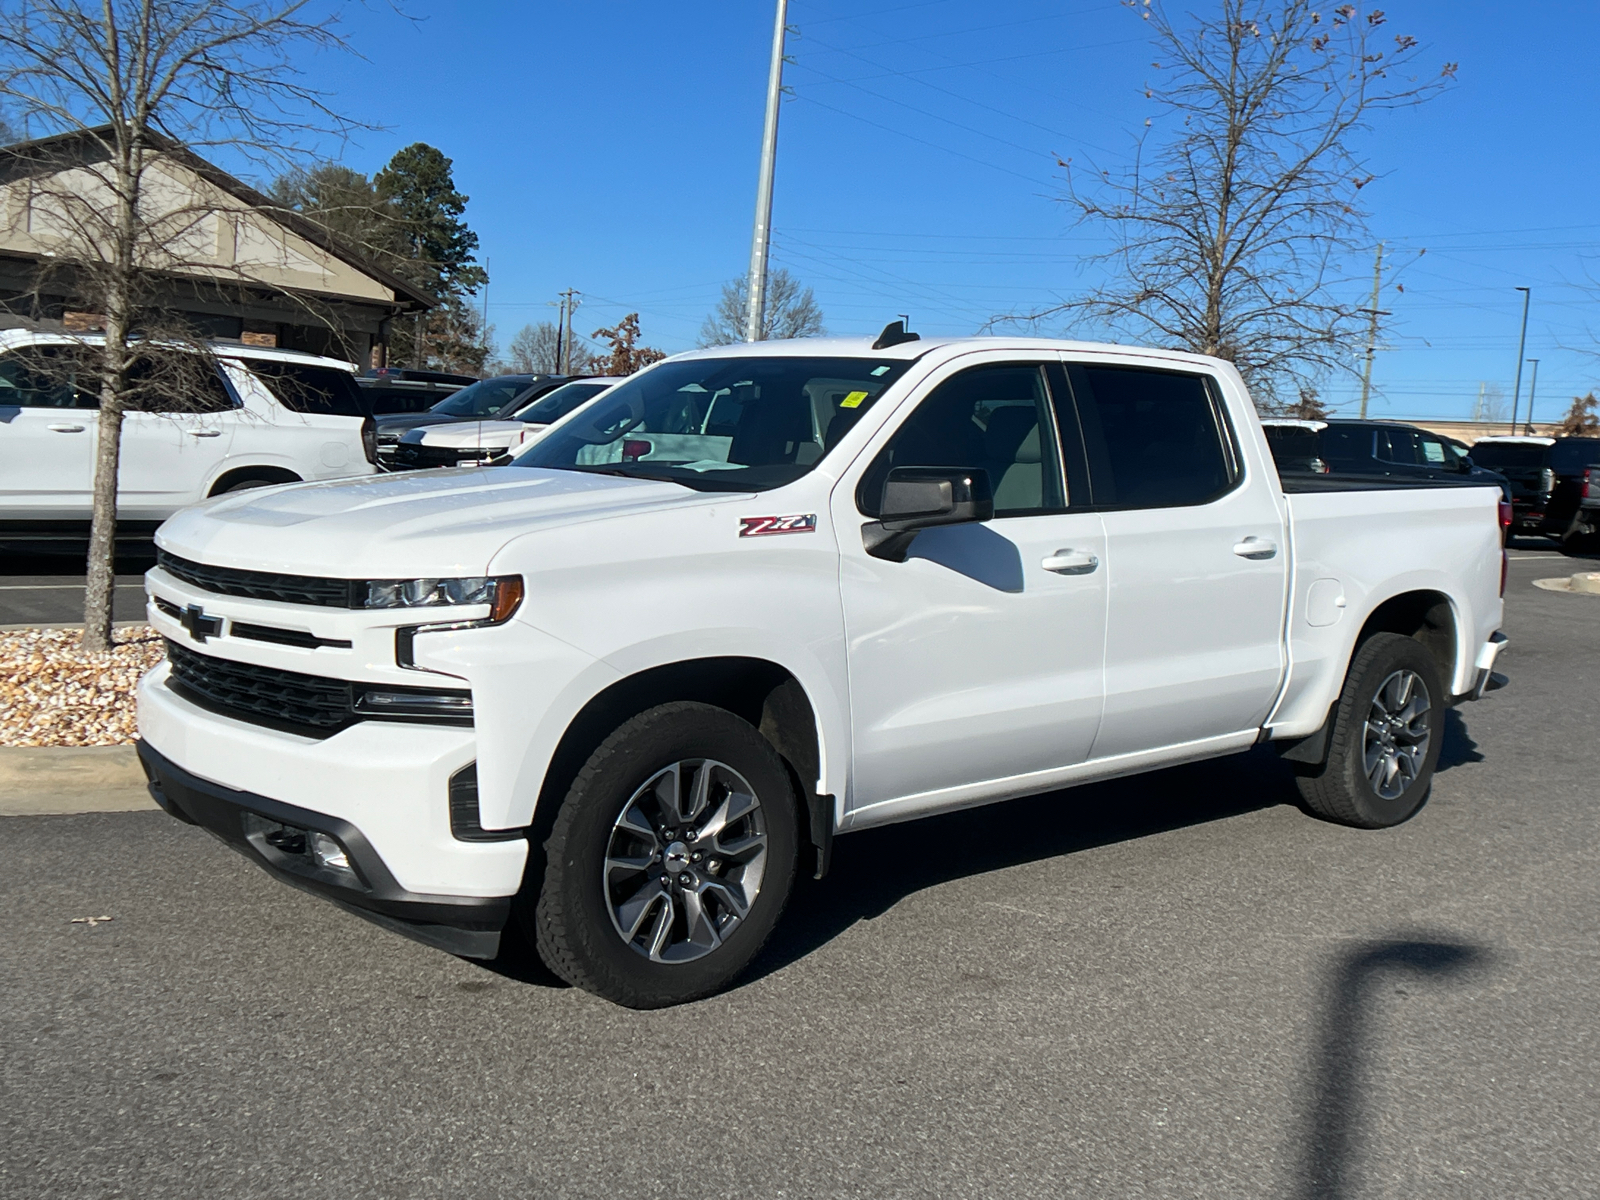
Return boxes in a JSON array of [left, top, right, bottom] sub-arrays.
[[138, 740, 512, 959]]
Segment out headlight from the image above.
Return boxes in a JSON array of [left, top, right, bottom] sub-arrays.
[[363, 575, 523, 623]]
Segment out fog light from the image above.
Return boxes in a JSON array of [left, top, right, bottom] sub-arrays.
[[308, 830, 351, 872]]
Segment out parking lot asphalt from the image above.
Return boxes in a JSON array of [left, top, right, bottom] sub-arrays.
[[2, 554, 1598, 1199]]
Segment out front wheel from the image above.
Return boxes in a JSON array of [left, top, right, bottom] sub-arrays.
[[1296, 632, 1445, 829], [533, 702, 800, 1008]]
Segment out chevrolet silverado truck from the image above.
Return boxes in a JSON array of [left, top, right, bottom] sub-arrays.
[[136, 331, 1510, 1008]]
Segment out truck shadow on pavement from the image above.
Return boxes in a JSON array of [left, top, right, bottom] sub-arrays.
[[752, 744, 1302, 983], [1293, 936, 1491, 1200]]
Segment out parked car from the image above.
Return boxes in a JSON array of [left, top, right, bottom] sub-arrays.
[[138, 333, 1508, 1008], [1470, 435, 1600, 552], [391, 377, 621, 468], [372, 373, 572, 466], [0, 330, 375, 549], [357, 367, 474, 415], [1262, 418, 1512, 498]]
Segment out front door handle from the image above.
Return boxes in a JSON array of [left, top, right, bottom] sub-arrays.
[[190, 429, 222, 438], [47, 423, 86, 433], [1042, 548, 1099, 574], [1233, 536, 1278, 560]]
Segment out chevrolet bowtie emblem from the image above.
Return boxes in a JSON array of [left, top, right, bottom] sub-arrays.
[[180, 603, 223, 643]]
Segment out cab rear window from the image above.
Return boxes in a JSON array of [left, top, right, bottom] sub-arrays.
[[1550, 440, 1600, 474]]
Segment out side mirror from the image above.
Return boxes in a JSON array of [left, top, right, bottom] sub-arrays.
[[1459, 455, 1476, 472], [862, 466, 994, 561]]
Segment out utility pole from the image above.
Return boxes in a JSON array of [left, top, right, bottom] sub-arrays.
[[556, 289, 580, 374], [1358, 242, 1385, 419], [552, 295, 566, 374], [1510, 286, 1531, 432], [1524, 358, 1540, 434], [1472, 382, 1486, 423], [744, 0, 790, 343]]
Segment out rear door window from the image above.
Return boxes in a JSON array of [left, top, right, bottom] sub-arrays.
[[244, 361, 367, 416], [1063, 364, 1236, 508]]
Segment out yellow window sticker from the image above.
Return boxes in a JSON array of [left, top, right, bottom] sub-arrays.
[[839, 390, 870, 409]]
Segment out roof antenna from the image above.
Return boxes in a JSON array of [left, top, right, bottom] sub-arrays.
[[872, 319, 920, 350]]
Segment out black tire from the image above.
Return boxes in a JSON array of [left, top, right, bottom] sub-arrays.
[[1559, 529, 1600, 557], [1296, 632, 1446, 829], [533, 702, 800, 1008], [223, 477, 277, 493]]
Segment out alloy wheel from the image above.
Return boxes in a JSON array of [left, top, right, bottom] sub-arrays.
[[1362, 669, 1432, 801], [602, 759, 768, 963]]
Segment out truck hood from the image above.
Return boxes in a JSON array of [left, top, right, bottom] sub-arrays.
[[412, 419, 535, 450], [155, 467, 719, 578]]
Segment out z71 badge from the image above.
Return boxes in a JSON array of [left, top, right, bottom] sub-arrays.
[[739, 513, 817, 537]]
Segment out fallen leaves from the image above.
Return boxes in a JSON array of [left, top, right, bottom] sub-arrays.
[[1, 627, 165, 746]]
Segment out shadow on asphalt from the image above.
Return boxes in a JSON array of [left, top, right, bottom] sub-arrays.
[[1294, 936, 1491, 1200], [751, 744, 1300, 984], [1436, 708, 1484, 773], [0, 546, 157, 576]]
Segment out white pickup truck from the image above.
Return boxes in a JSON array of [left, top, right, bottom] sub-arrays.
[[136, 332, 1509, 1008]]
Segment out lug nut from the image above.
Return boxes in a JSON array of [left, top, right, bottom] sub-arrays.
[[691, 851, 703, 862], [707, 859, 722, 873]]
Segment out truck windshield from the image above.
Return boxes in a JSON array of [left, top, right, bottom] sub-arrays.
[[509, 356, 913, 491], [514, 380, 613, 425], [1469, 443, 1548, 470], [431, 376, 536, 418]]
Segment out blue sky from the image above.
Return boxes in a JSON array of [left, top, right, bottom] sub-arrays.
[[278, 1, 1599, 421]]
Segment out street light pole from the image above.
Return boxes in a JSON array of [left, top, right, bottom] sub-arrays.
[[1524, 358, 1540, 434], [744, 0, 789, 343], [1510, 287, 1531, 432]]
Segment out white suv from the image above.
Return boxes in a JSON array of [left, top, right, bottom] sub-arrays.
[[0, 330, 375, 544]]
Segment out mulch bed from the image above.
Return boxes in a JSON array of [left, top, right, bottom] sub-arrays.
[[0, 627, 165, 746]]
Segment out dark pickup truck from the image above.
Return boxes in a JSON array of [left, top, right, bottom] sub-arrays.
[[1470, 436, 1600, 553]]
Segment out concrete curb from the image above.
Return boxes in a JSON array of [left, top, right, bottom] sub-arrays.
[[0, 745, 158, 816]]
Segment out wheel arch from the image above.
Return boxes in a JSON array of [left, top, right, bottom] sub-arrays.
[[206, 463, 301, 496], [1352, 588, 1459, 688], [530, 656, 833, 878]]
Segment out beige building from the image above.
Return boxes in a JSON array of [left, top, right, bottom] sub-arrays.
[[0, 127, 431, 367]]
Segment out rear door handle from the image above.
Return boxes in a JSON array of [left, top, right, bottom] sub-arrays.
[[190, 429, 222, 438], [47, 423, 86, 433], [1233, 536, 1278, 560], [1041, 548, 1099, 574]]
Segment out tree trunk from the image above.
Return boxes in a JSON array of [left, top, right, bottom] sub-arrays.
[[82, 147, 139, 653], [82, 386, 125, 651]]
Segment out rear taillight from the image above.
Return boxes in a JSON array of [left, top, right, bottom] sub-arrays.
[[1498, 500, 1514, 531], [1584, 468, 1596, 500], [1541, 467, 1556, 494], [360, 416, 378, 465]]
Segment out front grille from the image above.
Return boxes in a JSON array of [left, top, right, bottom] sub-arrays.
[[393, 443, 491, 469], [157, 548, 360, 608], [164, 640, 472, 738], [166, 639, 355, 736]]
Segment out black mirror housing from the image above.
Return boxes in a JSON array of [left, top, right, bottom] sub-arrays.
[[864, 466, 993, 561]]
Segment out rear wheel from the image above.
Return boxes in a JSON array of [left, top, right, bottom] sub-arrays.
[[1296, 632, 1445, 829], [533, 702, 800, 1008]]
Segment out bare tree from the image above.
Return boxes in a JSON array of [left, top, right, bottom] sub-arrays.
[[699, 268, 825, 346], [506, 321, 602, 375], [1019, 1, 1455, 405], [0, 0, 362, 650]]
